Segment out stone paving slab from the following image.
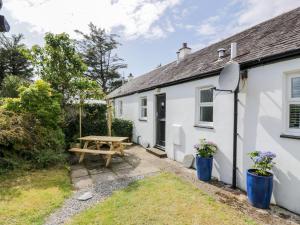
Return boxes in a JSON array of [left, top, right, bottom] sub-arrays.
[[111, 162, 133, 171], [88, 167, 111, 175], [71, 168, 89, 178], [91, 171, 118, 183], [72, 175, 93, 189]]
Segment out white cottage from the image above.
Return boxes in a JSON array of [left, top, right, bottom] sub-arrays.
[[108, 8, 300, 214]]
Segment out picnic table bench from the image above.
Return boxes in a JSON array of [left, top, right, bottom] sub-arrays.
[[69, 136, 132, 167]]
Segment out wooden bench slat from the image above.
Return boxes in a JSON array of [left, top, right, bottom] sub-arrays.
[[69, 148, 116, 155], [122, 142, 133, 146]]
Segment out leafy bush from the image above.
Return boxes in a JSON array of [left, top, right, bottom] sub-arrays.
[[0, 80, 65, 172], [0, 109, 66, 172], [112, 118, 133, 140], [64, 103, 107, 146], [3, 80, 62, 128]]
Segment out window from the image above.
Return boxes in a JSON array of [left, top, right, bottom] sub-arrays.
[[140, 97, 147, 120], [286, 74, 300, 133], [118, 100, 123, 116], [196, 87, 214, 126]]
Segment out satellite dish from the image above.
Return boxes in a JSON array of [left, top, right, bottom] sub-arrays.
[[218, 61, 240, 92]]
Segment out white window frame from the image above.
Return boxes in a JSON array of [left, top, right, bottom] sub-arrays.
[[195, 86, 214, 127], [118, 100, 123, 117], [285, 72, 300, 134], [139, 96, 148, 120]]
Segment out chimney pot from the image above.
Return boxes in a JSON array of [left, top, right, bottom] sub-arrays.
[[217, 48, 226, 59], [177, 42, 191, 62], [230, 42, 237, 60], [128, 73, 134, 81]]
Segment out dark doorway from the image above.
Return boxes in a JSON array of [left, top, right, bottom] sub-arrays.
[[156, 94, 166, 149]]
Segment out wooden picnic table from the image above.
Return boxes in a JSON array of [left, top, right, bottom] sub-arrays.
[[69, 136, 131, 167]]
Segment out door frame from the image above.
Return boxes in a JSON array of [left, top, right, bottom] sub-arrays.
[[154, 93, 166, 150]]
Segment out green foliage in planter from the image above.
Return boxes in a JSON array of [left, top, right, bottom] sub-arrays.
[[112, 118, 133, 139], [248, 151, 276, 176], [64, 104, 107, 146]]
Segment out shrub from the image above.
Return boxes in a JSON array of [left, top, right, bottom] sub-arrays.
[[0, 80, 66, 172], [112, 118, 133, 140], [0, 109, 66, 172], [64, 103, 107, 146], [3, 80, 63, 128]]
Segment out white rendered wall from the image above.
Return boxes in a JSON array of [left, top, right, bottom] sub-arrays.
[[238, 58, 300, 214], [114, 57, 300, 214]]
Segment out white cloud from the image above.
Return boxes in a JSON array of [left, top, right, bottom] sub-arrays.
[[4, 0, 181, 39], [192, 0, 300, 50], [197, 23, 217, 36]]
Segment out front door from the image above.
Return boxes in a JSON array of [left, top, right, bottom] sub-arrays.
[[156, 94, 166, 148]]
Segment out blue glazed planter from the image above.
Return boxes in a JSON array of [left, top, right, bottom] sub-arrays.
[[196, 155, 213, 181], [247, 169, 273, 209]]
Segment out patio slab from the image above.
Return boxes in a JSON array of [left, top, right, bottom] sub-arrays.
[[71, 168, 89, 178], [91, 172, 118, 183], [88, 167, 111, 175], [72, 175, 93, 189]]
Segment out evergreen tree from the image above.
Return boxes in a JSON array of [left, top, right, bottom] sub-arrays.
[[0, 34, 33, 85], [75, 23, 127, 93]]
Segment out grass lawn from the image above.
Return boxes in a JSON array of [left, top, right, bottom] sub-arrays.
[[0, 167, 72, 225], [68, 173, 257, 225]]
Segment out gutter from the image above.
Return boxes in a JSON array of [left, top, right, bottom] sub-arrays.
[[109, 48, 300, 99]]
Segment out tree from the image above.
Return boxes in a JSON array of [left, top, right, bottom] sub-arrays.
[[30, 33, 87, 104], [75, 23, 127, 93], [0, 75, 30, 98], [0, 34, 33, 84]]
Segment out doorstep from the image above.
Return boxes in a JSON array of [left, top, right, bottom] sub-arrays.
[[146, 147, 167, 158]]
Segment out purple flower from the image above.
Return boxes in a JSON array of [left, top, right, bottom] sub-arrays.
[[260, 151, 276, 159], [254, 156, 263, 163], [194, 144, 200, 149]]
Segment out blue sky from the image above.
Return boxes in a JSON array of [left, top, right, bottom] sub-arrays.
[[3, 0, 300, 78]]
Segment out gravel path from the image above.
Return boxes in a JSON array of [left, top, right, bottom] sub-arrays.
[[44, 175, 144, 225]]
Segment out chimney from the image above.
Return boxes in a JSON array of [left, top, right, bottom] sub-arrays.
[[128, 73, 134, 81], [230, 42, 237, 60], [217, 48, 226, 60], [177, 42, 191, 62]]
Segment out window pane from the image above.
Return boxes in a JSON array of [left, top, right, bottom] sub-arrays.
[[141, 98, 147, 106], [291, 77, 300, 98], [119, 101, 123, 115], [200, 106, 213, 122], [289, 104, 300, 128], [142, 108, 147, 118], [200, 89, 213, 103]]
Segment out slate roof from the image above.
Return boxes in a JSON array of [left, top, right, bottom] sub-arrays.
[[108, 7, 300, 99]]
